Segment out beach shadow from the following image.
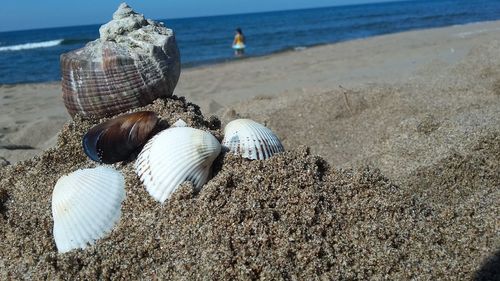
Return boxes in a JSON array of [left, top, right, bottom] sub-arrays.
[[0, 188, 9, 219], [474, 249, 500, 281]]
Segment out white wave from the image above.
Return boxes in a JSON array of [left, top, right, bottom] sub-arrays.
[[0, 39, 63, 52]]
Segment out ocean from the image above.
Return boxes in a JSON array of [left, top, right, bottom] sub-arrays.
[[1, 0, 500, 84]]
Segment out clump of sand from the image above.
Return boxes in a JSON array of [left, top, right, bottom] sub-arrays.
[[0, 96, 498, 280]]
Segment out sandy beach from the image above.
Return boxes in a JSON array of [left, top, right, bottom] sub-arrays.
[[2, 20, 500, 168], [1, 20, 499, 279]]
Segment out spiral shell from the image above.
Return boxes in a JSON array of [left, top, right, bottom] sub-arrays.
[[135, 127, 221, 203], [82, 111, 159, 164], [222, 119, 284, 160], [61, 3, 180, 119], [52, 166, 125, 253]]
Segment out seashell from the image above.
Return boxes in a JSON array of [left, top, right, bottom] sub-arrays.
[[171, 118, 187, 127], [135, 127, 221, 203], [82, 111, 159, 164], [222, 119, 284, 160], [52, 166, 125, 253], [61, 3, 180, 119]]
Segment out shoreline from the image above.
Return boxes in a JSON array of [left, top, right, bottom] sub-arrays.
[[3, 18, 500, 87]]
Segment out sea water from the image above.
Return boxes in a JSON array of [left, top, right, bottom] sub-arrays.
[[1, 0, 500, 84]]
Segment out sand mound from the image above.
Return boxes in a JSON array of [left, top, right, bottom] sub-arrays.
[[226, 39, 500, 190], [0, 96, 498, 280]]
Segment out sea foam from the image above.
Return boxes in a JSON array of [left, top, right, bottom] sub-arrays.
[[0, 39, 63, 52]]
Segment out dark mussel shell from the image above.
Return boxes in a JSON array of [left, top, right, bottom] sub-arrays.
[[83, 111, 159, 164]]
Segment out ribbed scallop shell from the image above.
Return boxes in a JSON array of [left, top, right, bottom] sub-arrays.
[[60, 4, 180, 119], [135, 127, 221, 203], [222, 119, 284, 160], [52, 166, 125, 253]]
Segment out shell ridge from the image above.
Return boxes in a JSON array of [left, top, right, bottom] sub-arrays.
[[192, 164, 211, 189], [52, 167, 125, 253], [257, 128, 274, 159], [253, 121, 281, 158], [250, 122, 271, 159], [172, 155, 208, 187], [261, 127, 283, 154], [222, 119, 284, 160], [74, 202, 103, 245], [68, 168, 121, 247], [152, 152, 201, 201], [136, 127, 221, 203]]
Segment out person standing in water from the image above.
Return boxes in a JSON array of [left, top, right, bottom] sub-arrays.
[[232, 28, 245, 56]]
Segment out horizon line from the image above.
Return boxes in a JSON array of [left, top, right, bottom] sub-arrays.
[[0, 0, 408, 33]]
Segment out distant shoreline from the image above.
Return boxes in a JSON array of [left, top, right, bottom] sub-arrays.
[[2, 19, 500, 86], [4, 0, 500, 84]]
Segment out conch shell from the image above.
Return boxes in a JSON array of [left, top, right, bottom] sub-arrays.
[[61, 3, 180, 119]]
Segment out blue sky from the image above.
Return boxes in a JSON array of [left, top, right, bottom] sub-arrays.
[[0, 0, 399, 32]]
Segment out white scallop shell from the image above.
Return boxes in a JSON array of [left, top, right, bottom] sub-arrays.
[[52, 166, 125, 253], [222, 119, 284, 160], [135, 127, 221, 203]]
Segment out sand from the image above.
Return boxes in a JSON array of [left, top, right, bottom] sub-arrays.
[[0, 21, 499, 279]]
